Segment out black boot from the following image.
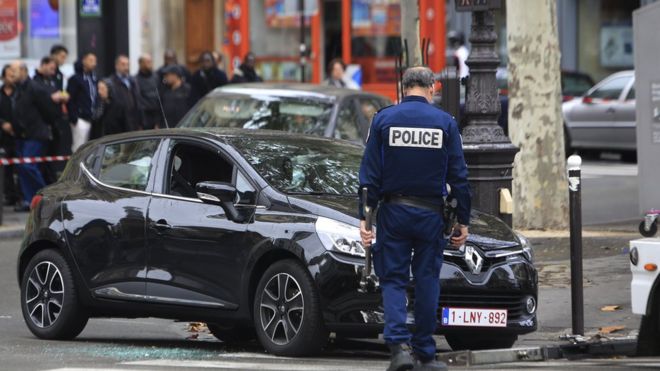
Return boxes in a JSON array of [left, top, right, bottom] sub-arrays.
[[387, 344, 415, 371], [413, 358, 448, 371]]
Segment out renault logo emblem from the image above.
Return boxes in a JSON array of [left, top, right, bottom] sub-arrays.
[[464, 245, 484, 274]]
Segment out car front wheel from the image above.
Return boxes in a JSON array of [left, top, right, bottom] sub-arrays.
[[20, 249, 88, 340], [445, 333, 517, 351], [253, 260, 328, 356]]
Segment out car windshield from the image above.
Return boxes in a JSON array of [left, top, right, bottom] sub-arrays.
[[228, 137, 362, 195], [178, 94, 334, 136]]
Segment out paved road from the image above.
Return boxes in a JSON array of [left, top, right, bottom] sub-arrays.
[[581, 159, 639, 226], [1, 235, 653, 370]]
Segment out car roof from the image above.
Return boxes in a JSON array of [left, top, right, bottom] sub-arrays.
[[91, 127, 363, 148], [207, 82, 388, 101]]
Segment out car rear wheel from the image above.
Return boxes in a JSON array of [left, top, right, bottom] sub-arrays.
[[253, 260, 328, 356], [20, 249, 88, 340], [445, 334, 517, 351], [207, 323, 256, 343]]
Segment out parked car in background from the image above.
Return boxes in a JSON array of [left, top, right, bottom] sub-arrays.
[[562, 70, 636, 161], [496, 68, 595, 102], [18, 128, 537, 356], [177, 83, 391, 144]]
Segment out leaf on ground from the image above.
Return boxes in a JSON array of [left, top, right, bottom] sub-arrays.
[[186, 333, 199, 340], [600, 305, 621, 312], [599, 325, 625, 334], [187, 322, 207, 333]]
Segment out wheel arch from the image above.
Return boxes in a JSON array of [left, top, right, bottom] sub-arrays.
[[646, 274, 660, 316], [18, 239, 66, 286]]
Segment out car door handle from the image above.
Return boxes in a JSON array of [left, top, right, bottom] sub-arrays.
[[606, 107, 616, 113], [152, 219, 172, 231]]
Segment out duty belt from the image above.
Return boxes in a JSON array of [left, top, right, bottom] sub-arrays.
[[382, 194, 444, 213]]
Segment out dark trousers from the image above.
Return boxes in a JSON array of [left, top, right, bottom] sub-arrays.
[[15, 139, 47, 206], [373, 203, 445, 362]]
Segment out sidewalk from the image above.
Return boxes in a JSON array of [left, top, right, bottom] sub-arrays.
[[0, 206, 28, 239]]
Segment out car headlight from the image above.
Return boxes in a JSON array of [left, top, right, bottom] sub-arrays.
[[516, 232, 534, 262], [315, 217, 366, 258]]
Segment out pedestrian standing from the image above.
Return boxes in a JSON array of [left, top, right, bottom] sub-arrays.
[[49, 44, 68, 91], [107, 55, 142, 131], [67, 52, 98, 152], [90, 80, 129, 139], [230, 52, 263, 83], [157, 49, 192, 85], [32, 57, 69, 184], [135, 54, 162, 130], [161, 66, 191, 126], [358, 66, 471, 371], [448, 31, 469, 79], [0, 65, 20, 207], [324, 58, 347, 88], [9, 61, 62, 211], [189, 51, 228, 105]]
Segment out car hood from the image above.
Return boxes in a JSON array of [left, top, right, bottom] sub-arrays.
[[287, 194, 520, 250]]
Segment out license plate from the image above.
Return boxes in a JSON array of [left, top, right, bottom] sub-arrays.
[[441, 307, 507, 327]]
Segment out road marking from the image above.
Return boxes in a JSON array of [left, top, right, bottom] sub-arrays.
[[0, 315, 11, 319]]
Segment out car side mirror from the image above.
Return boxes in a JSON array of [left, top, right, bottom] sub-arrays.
[[196, 181, 245, 223]]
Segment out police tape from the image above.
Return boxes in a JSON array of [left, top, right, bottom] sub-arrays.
[[0, 155, 71, 166]]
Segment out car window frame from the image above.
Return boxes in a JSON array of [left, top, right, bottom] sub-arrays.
[[151, 137, 259, 206], [355, 95, 391, 142], [331, 96, 363, 143], [621, 77, 636, 102], [586, 74, 633, 102], [82, 137, 163, 194]]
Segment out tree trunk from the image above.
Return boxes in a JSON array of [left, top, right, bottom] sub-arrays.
[[400, 0, 421, 66], [507, 0, 569, 229]]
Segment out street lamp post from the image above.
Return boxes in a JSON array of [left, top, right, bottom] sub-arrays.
[[456, 1, 519, 227]]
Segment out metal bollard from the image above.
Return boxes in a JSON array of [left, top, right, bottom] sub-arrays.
[[567, 155, 583, 335]]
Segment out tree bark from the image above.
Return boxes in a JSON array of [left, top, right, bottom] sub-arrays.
[[507, 0, 569, 229], [400, 0, 421, 66]]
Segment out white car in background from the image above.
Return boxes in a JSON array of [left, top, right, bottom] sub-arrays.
[[630, 239, 660, 355], [563, 70, 636, 161]]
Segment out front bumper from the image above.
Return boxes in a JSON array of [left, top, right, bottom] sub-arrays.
[[313, 251, 538, 335]]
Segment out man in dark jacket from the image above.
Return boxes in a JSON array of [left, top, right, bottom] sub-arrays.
[[107, 55, 142, 131], [230, 52, 263, 83], [189, 51, 228, 105], [8, 61, 63, 211], [67, 52, 97, 152], [49, 44, 68, 91], [0, 64, 20, 206], [161, 66, 191, 126], [136, 53, 162, 129]]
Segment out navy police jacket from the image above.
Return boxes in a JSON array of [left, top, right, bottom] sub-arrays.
[[358, 95, 471, 226]]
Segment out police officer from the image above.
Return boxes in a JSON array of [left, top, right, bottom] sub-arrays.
[[358, 66, 471, 371]]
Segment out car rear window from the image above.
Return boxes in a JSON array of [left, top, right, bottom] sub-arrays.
[[98, 140, 160, 191]]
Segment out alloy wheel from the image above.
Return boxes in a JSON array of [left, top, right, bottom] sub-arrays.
[[258, 273, 304, 345], [25, 261, 64, 328]]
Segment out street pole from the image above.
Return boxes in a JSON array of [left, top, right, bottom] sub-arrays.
[[299, 0, 306, 83], [456, 1, 519, 227], [568, 154, 584, 335]]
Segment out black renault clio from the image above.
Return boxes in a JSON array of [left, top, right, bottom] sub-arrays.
[[17, 128, 537, 356]]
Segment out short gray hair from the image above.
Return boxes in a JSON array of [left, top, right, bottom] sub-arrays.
[[402, 66, 435, 90]]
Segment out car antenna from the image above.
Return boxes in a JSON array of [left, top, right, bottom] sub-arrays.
[[155, 88, 170, 129]]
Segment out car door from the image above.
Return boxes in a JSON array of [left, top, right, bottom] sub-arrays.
[[567, 74, 631, 149], [611, 78, 637, 151], [63, 138, 161, 299], [145, 138, 256, 310]]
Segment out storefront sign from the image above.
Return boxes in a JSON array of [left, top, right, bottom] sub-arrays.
[[455, 0, 501, 12], [80, 0, 101, 17], [30, 0, 59, 38], [0, 0, 20, 57], [600, 25, 633, 68]]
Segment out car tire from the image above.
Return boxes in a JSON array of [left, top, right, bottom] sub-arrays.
[[207, 323, 256, 343], [445, 334, 517, 351], [253, 259, 328, 356], [638, 304, 660, 356], [20, 249, 88, 340]]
